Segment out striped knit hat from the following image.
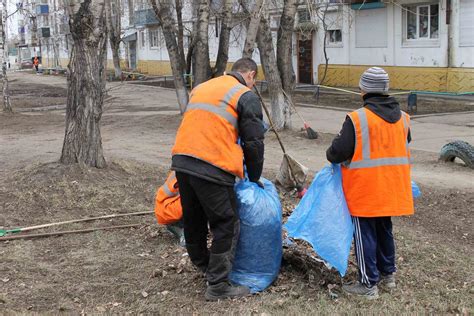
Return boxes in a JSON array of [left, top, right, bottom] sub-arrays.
[[359, 67, 389, 94]]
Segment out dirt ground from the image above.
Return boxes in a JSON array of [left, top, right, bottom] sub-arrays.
[[0, 72, 473, 314]]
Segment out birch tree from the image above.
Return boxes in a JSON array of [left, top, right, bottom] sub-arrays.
[[60, 0, 107, 168], [105, 0, 122, 78], [213, 0, 233, 76], [149, 0, 188, 113], [1, 0, 12, 113], [257, 7, 290, 130], [175, 0, 186, 70], [277, 0, 298, 94], [193, 0, 211, 86], [242, 0, 264, 58]]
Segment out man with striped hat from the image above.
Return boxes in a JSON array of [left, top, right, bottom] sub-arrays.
[[326, 67, 414, 299]]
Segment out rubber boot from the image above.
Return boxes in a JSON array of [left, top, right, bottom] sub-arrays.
[[185, 243, 209, 274], [166, 223, 185, 246]]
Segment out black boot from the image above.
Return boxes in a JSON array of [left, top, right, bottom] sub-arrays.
[[205, 282, 250, 301], [205, 251, 250, 301], [185, 243, 209, 274]]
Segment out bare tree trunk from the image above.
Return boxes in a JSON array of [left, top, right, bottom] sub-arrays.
[[150, 0, 188, 113], [60, 0, 107, 168], [105, 0, 122, 78], [277, 0, 297, 94], [187, 1, 199, 84], [242, 0, 264, 58], [1, 0, 12, 113], [53, 39, 61, 68], [175, 0, 186, 70], [186, 39, 194, 76], [193, 0, 211, 86], [316, 3, 330, 86], [213, 0, 232, 77], [257, 10, 290, 131]]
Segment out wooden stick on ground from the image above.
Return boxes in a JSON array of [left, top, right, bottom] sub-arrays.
[[0, 224, 142, 241], [0, 211, 153, 236]]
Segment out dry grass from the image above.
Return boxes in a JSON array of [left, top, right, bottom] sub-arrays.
[[0, 160, 472, 314]]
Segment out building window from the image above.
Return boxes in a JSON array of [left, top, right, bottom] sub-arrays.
[[459, 0, 474, 47], [298, 9, 310, 23], [149, 29, 159, 48], [405, 3, 439, 40], [270, 15, 280, 30], [140, 31, 146, 48], [326, 29, 342, 45]]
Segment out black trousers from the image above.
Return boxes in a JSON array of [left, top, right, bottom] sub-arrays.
[[352, 216, 396, 287], [176, 172, 239, 284]]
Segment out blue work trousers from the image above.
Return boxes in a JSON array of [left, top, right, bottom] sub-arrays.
[[352, 216, 396, 287]]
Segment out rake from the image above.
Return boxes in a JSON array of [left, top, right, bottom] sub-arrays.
[[254, 87, 308, 197]]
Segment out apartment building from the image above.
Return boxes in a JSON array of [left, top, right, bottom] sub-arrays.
[[17, 0, 474, 92]]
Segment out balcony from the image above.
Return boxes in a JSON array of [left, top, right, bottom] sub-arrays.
[[36, 4, 49, 15], [134, 9, 159, 26], [349, 0, 385, 10]]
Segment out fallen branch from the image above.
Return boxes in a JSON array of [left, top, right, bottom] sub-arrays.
[[0, 224, 142, 241]]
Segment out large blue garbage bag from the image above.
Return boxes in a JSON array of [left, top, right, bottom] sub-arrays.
[[284, 164, 353, 276], [412, 180, 421, 198], [229, 178, 282, 293]]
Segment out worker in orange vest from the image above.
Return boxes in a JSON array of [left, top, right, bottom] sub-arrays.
[[326, 67, 414, 299], [171, 58, 265, 301], [33, 56, 39, 72], [154, 171, 184, 246]]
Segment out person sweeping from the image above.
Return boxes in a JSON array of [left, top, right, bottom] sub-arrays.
[[326, 67, 414, 299]]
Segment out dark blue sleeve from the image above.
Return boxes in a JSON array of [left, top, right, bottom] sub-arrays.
[[237, 91, 265, 182], [326, 116, 356, 164]]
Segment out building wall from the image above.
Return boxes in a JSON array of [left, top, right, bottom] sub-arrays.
[[313, 0, 474, 92], [318, 64, 474, 93], [451, 0, 474, 67]]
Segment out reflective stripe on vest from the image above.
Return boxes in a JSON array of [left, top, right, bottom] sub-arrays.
[[162, 171, 179, 198], [346, 108, 411, 169], [184, 83, 243, 130]]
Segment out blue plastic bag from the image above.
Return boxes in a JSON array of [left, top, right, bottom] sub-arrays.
[[412, 180, 421, 198], [284, 164, 353, 276], [229, 178, 282, 293]]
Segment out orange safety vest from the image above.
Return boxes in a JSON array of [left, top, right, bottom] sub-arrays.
[[172, 75, 250, 179], [154, 171, 182, 225], [341, 107, 414, 217]]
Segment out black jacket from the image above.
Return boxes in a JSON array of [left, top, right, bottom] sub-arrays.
[[326, 94, 411, 164], [172, 72, 265, 186]]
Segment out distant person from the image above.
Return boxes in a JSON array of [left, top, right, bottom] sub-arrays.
[[33, 57, 39, 72], [171, 58, 265, 301], [326, 67, 414, 299]]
